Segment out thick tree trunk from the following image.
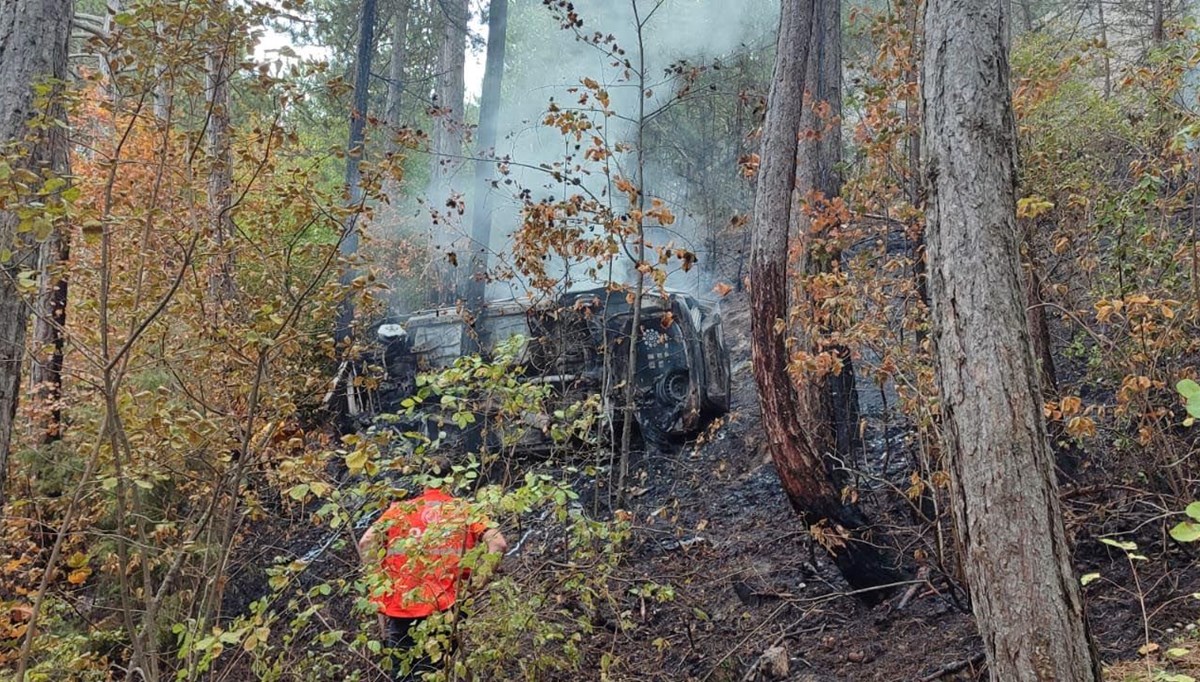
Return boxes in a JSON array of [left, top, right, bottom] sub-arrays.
[[752, 0, 899, 597], [921, 0, 1101, 678], [0, 0, 74, 510], [463, 0, 508, 315], [429, 0, 468, 304], [796, 0, 859, 463]]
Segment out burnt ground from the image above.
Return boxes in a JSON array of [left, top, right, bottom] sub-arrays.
[[221, 289, 1200, 681], [571, 290, 1200, 681]]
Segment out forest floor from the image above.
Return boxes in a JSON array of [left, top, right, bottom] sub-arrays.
[[224, 290, 1200, 681], [575, 290, 1200, 681]]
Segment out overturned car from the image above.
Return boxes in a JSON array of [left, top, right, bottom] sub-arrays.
[[335, 287, 731, 449]]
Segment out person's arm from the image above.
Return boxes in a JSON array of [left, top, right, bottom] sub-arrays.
[[481, 527, 508, 555], [357, 524, 379, 562]]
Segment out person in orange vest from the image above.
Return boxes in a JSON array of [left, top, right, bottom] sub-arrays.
[[358, 461, 508, 680]]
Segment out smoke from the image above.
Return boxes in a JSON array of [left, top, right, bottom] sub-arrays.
[[464, 0, 778, 303]]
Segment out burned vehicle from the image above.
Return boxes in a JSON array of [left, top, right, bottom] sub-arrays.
[[338, 287, 731, 449]]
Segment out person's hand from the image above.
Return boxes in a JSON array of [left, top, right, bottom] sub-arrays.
[[482, 528, 509, 556]]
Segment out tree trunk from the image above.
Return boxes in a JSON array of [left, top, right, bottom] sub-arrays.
[[903, 0, 929, 314], [921, 0, 1101, 677], [30, 201, 69, 445], [154, 20, 172, 121], [429, 0, 468, 304], [463, 0, 508, 316], [796, 0, 859, 464], [206, 15, 237, 305], [385, 0, 411, 148], [1024, 259, 1057, 395], [1097, 0, 1112, 98], [752, 0, 900, 597], [0, 0, 74, 510], [1152, 0, 1164, 43], [335, 0, 379, 345], [1016, 0, 1034, 33]]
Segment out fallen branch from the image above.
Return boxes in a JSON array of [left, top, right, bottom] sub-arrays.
[[896, 566, 930, 610], [919, 652, 986, 681]]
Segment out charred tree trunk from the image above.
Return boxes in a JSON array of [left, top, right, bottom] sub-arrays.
[[752, 0, 900, 597], [796, 0, 859, 464], [463, 0, 508, 317], [0, 0, 74, 509], [335, 0, 378, 346], [921, 0, 1101, 677]]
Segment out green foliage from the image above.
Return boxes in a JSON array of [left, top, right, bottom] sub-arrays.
[[175, 344, 635, 681], [1170, 502, 1200, 544]]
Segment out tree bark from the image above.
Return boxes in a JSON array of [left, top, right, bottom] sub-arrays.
[[0, 0, 74, 509], [1024, 259, 1057, 395], [30, 196, 69, 445], [1152, 0, 1164, 43], [463, 0, 508, 315], [903, 0, 929, 314], [1016, 0, 1034, 33], [752, 0, 899, 597], [795, 0, 859, 464], [921, 0, 1101, 677], [336, 0, 378, 345], [429, 0, 468, 304], [384, 0, 411, 148]]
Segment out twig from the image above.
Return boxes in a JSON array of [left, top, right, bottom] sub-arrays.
[[919, 652, 986, 681], [896, 566, 930, 610]]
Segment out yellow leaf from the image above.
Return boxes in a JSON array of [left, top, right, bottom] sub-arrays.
[[67, 568, 91, 585], [1017, 196, 1054, 219]]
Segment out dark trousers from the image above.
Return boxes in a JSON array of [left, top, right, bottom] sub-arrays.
[[385, 616, 436, 682]]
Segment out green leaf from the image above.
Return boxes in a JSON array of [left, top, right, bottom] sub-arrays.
[[1188, 397, 1200, 419], [1171, 521, 1200, 543], [1178, 379, 1200, 398], [1187, 502, 1200, 521], [345, 448, 368, 473], [287, 483, 310, 501], [1167, 647, 1191, 658], [1080, 572, 1101, 586]]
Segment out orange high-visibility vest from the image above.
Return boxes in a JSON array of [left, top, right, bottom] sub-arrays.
[[369, 489, 487, 618]]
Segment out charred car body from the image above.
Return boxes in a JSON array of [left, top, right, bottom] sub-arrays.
[[339, 287, 731, 448]]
